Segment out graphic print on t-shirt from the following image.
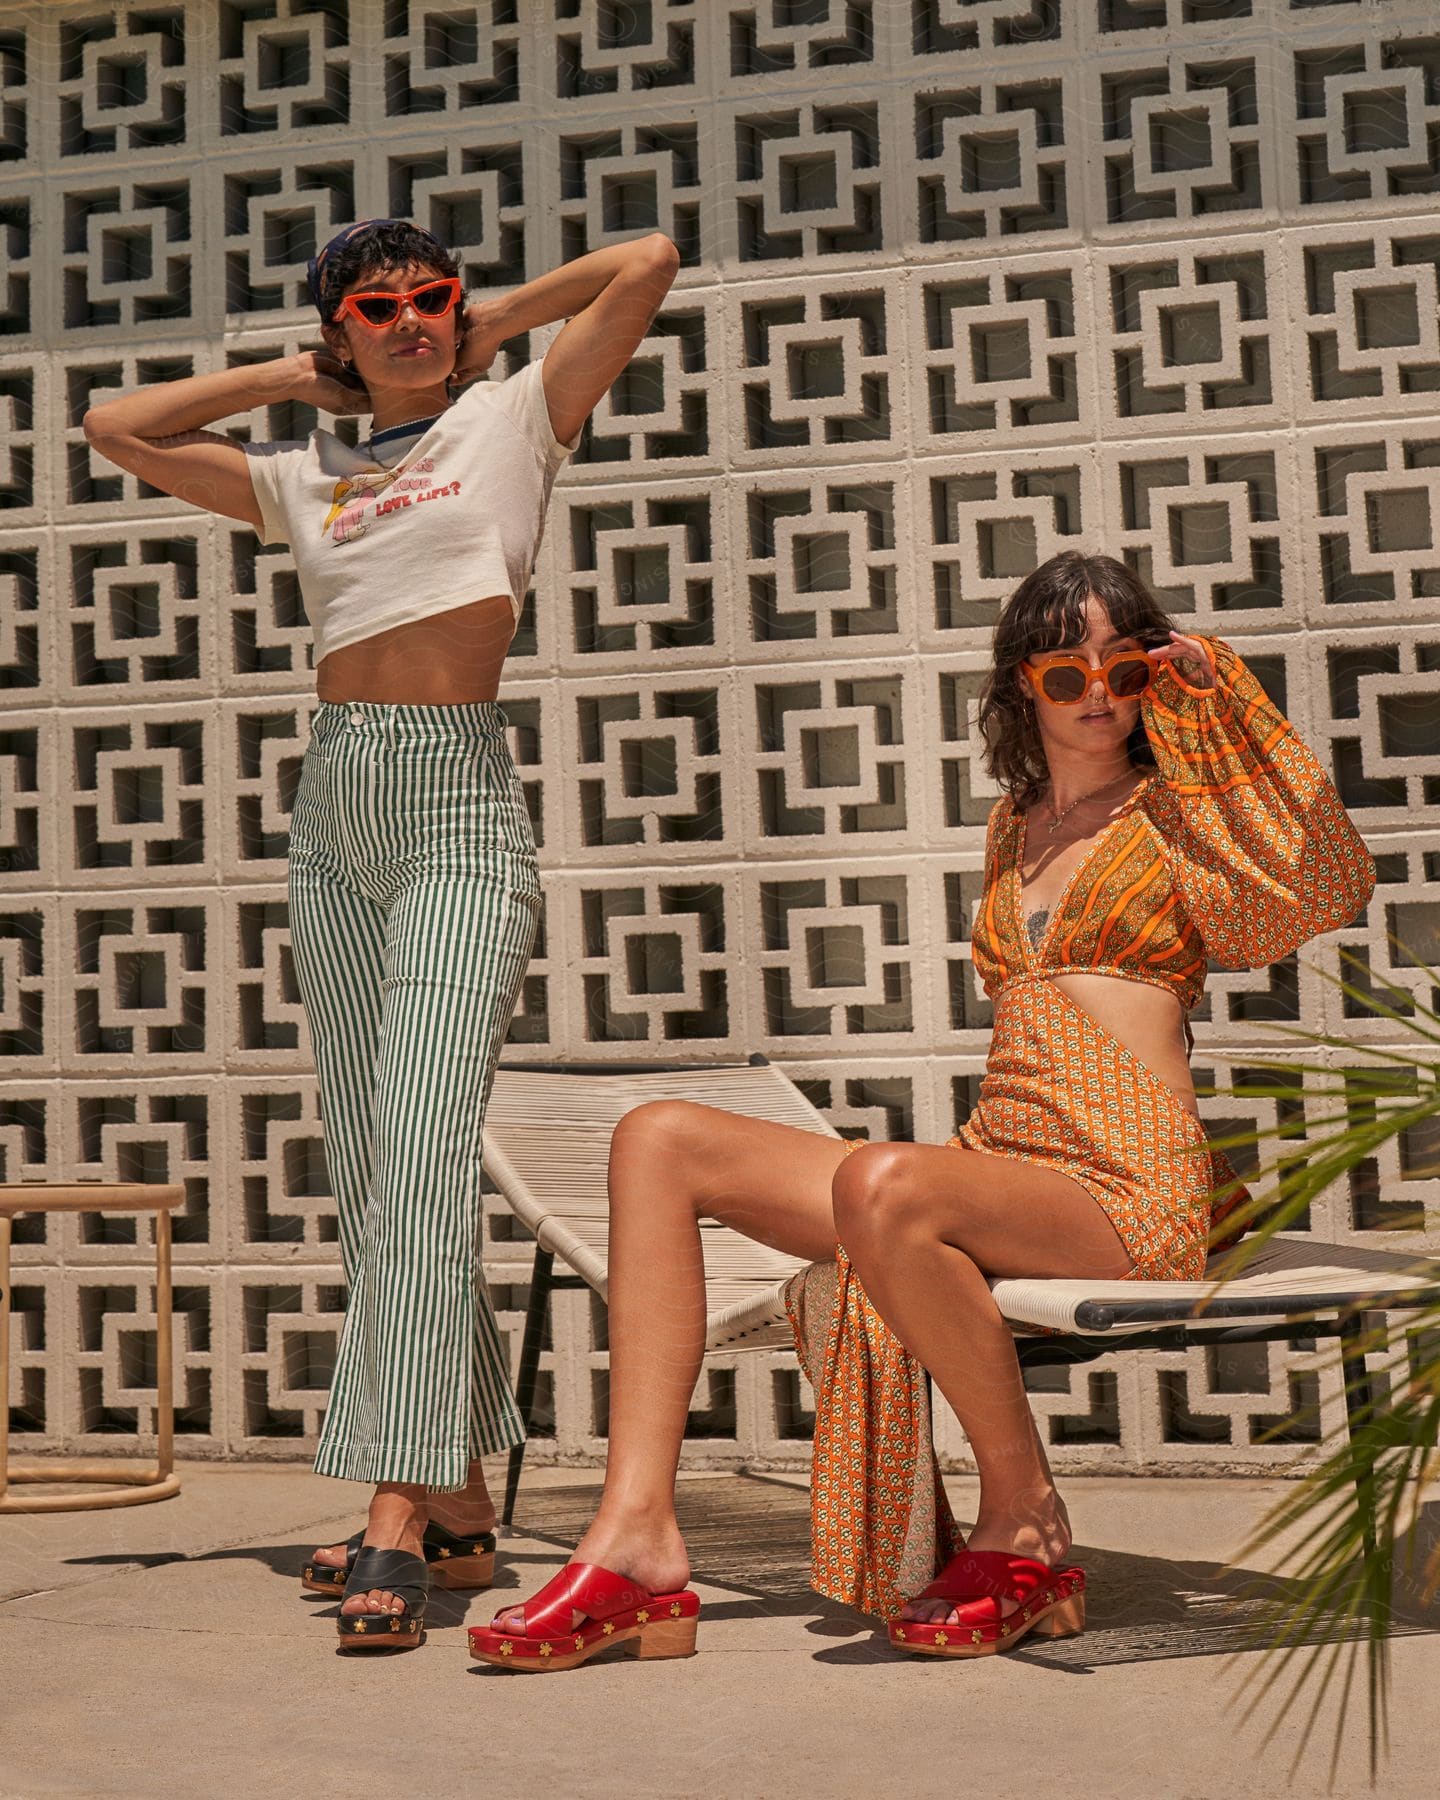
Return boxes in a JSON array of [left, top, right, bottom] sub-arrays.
[[321, 455, 464, 545]]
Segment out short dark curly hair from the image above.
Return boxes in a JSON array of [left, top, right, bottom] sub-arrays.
[[977, 551, 1176, 809], [313, 220, 460, 324]]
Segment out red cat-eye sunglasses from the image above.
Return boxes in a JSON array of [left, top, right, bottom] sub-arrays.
[[333, 277, 463, 329]]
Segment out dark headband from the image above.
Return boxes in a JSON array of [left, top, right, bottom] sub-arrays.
[[306, 218, 410, 315]]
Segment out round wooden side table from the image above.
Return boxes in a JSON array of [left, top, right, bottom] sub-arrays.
[[1, 1181, 185, 1512]]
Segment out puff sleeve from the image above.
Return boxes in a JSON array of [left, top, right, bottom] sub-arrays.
[[1141, 637, 1375, 968]]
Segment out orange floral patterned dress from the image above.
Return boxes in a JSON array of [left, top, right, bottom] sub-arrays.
[[788, 635, 1377, 1617], [957, 635, 1375, 1277]]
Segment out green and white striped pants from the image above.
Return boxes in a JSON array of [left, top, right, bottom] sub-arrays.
[[288, 699, 539, 1489]]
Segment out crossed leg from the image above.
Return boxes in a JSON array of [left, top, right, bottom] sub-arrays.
[[494, 1102, 1131, 1635]]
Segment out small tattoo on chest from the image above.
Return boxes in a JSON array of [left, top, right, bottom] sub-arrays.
[[1025, 908, 1050, 949]]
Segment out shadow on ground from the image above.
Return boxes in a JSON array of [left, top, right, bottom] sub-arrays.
[[61, 1475, 1440, 1668]]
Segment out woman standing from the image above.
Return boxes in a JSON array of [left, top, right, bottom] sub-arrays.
[[84, 219, 679, 1647], [468, 550, 1375, 1671]]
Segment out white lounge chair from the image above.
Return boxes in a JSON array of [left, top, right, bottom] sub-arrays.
[[481, 1057, 1440, 1561], [482, 1057, 828, 1518]]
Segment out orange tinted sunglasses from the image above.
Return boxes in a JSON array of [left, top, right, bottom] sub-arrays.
[[333, 277, 462, 329], [1022, 648, 1154, 707]]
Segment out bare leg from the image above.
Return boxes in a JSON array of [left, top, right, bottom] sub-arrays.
[[495, 1100, 845, 1630], [831, 1142, 1132, 1624]]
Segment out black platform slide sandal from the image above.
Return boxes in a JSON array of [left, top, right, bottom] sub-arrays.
[[336, 1548, 431, 1651], [302, 1521, 497, 1598], [424, 1521, 498, 1590]]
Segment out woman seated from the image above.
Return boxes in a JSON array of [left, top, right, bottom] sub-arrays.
[[469, 550, 1376, 1671]]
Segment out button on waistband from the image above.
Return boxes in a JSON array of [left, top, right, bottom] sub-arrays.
[[348, 707, 364, 726]]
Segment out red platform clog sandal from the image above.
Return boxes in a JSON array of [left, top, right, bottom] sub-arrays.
[[468, 1561, 700, 1673], [888, 1550, 1086, 1658]]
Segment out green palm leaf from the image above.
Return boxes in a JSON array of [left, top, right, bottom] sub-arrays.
[[1204, 947, 1440, 1780]]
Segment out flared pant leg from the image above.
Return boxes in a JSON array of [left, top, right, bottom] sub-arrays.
[[288, 702, 538, 1490]]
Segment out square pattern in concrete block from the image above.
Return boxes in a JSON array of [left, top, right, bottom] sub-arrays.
[[4, 0, 1435, 1475]]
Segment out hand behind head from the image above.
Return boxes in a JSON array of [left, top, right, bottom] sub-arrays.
[[450, 299, 504, 388], [294, 349, 372, 417]]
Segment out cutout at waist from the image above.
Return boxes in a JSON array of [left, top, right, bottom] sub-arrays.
[[994, 970, 1198, 1115]]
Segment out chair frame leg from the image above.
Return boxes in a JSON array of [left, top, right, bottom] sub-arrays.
[[503, 1244, 554, 1527], [1, 1212, 12, 1507], [155, 1207, 174, 1484], [0, 1205, 180, 1513]]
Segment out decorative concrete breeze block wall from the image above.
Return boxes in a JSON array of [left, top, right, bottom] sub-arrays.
[[2, 0, 1438, 1478]]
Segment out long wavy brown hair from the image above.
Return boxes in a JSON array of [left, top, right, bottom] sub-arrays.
[[978, 552, 1176, 809]]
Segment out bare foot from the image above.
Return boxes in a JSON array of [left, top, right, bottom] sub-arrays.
[[492, 1508, 690, 1636], [901, 1487, 1074, 1627], [339, 1485, 427, 1619]]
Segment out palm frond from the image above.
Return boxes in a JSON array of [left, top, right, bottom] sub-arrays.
[[1205, 950, 1440, 1781], [1225, 1026, 1440, 1071], [1213, 1096, 1437, 1269], [1329, 942, 1440, 1036]]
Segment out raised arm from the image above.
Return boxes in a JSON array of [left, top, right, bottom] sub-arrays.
[[82, 354, 365, 531], [458, 233, 681, 447], [1142, 636, 1376, 968]]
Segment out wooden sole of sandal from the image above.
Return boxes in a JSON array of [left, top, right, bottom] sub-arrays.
[[429, 1550, 495, 1591], [337, 1617, 425, 1650], [477, 1613, 698, 1673], [892, 1593, 1085, 1658]]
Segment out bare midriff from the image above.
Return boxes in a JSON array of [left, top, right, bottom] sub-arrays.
[[315, 594, 517, 705], [1044, 973, 1197, 1114]]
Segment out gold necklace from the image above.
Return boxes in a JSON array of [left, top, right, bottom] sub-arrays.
[[1046, 771, 1137, 835]]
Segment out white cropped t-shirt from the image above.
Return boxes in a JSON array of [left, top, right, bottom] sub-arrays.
[[242, 354, 580, 664]]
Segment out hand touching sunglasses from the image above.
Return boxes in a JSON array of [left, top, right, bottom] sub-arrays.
[[333, 277, 463, 329], [1023, 633, 1215, 706]]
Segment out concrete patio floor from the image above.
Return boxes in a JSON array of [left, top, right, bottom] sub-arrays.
[[2, 1461, 1438, 1799]]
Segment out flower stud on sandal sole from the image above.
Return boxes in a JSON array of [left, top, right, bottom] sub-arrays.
[[302, 1521, 496, 1598], [888, 1551, 1086, 1658], [468, 1562, 700, 1673]]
